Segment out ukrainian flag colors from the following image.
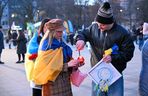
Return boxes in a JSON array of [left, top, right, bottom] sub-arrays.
[[25, 48, 63, 85]]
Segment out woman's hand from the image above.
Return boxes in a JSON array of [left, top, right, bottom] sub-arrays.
[[42, 29, 50, 39], [68, 59, 85, 67]]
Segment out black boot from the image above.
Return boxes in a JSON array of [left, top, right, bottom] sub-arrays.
[[0, 61, 4, 64]]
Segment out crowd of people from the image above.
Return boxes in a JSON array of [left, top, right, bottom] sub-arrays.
[[131, 23, 148, 51], [0, 1, 148, 96], [3, 28, 28, 63]]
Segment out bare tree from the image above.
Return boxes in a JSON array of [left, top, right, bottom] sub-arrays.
[[138, 0, 148, 23], [9, 0, 109, 29], [21, 0, 34, 22], [0, 0, 10, 24], [8, 0, 39, 29], [88, 1, 100, 22]]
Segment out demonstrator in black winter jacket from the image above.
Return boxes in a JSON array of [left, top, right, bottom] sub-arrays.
[[76, 2, 135, 96]]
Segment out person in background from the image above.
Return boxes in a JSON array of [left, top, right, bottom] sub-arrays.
[[0, 25, 4, 64], [76, 2, 135, 96], [7, 28, 12, 49], [11, 30, 18, 47], [139, 22, 148, 96], [139, 37, 148, 96], [69, 32, 74, 45], [131, 25, 138, 44], [136, 23, 144, 51], [16, 30, 27, 63], [26, 18, 51, 96]]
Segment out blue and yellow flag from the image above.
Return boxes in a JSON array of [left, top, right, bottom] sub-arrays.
[[25, 53, 36, 81], [32, 47, 63, 85], [25, 37, 72, 85], [25, 32, 39, 81]]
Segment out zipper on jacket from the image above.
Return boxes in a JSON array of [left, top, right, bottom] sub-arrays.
[[102, 32, 107, 53]]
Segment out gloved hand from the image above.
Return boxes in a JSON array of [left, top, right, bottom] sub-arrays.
[[103, 44, 119, 63]]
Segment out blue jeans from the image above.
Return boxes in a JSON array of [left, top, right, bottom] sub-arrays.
[[92, 76, 124, 96], [139, 40, 148, 96], [139, 39, 144, 51], [0, 49, 2, 60]]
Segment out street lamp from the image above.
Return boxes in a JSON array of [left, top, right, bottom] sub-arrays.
[[11, 13, 17, 24], [11, 14, 15, 18], [25, 15, 28, 18], [11, 13, 17, 18], [33, 9, 40, 23], [119, 9, 123, 24], [136, 7, 140, 25], [120, 9, 123, 13], [37, 10, 40, 21]]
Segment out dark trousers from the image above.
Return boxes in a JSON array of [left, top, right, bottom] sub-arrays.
[[0, 49, 2, 61], [17, 54, 25, 61], [32, 88, 41, 96]]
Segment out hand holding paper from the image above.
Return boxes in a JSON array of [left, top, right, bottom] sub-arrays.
[[104, 44, 119, 56], [103, 44, 119, 63], [103, 55, 112, 63]]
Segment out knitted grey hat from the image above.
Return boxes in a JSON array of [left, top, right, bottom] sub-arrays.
[[95, 2, 114, 24]]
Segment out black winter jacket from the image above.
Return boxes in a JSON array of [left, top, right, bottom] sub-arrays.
[[77, 23, 135, 73]]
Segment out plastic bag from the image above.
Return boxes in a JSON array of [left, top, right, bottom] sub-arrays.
[[70, 69, 87, 87]]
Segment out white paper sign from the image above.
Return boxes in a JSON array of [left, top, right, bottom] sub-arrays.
[[88, 60, 121, 86]]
